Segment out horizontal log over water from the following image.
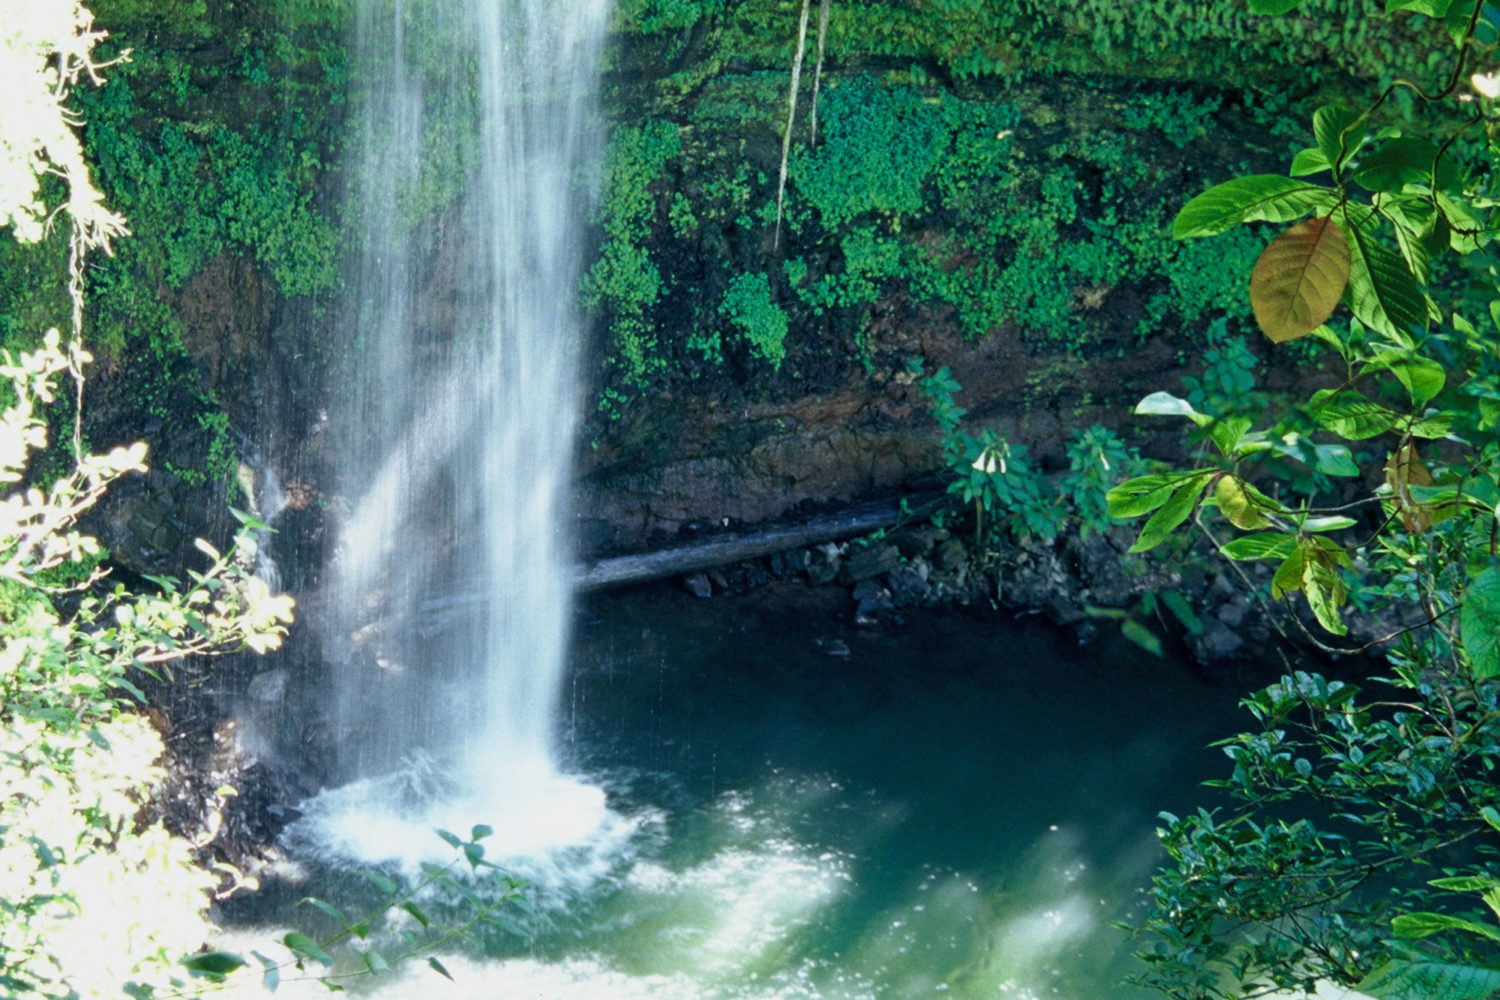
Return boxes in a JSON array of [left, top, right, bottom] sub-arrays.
[[575, 495, 946, 591]]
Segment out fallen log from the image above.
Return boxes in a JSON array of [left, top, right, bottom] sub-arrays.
[[575, 494, 947, 591]]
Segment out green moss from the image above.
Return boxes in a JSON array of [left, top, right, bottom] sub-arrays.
[[612, 0, 1428, 105], [581, 121, 683, 388], [719, 271, 789, 370], [791, 77, 951, 229], [0, 0, 352, 489]]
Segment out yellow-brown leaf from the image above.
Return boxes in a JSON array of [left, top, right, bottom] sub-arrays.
[[1250, 215, 1351, 343]]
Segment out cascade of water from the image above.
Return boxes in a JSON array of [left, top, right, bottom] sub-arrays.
[[303, 0, 613, 866]]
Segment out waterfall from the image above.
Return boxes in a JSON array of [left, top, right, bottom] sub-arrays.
[[299, 0, 614, 867]]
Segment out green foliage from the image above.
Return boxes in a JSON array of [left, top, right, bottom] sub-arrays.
[[1117, 3, 1500, 996], [718, 271, 789, 369], [0, 0, 347, 488], [1179, 318, 1266, 415], [582, 120, 682, 389], [1062, 424, 1141, 539], [612, 0, 1428, 97], [915, 362, 1137, 548], [791, 76, 951, 229], [1122, 90, 1223, 148], [193, 827, 533, 994], [590, 63, 1268, 419], [0, 336, 295, 1000]]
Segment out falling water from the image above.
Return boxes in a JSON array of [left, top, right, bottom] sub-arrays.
[[299, 0, 614, 866]]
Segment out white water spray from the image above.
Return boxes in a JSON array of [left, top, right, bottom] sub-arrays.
[[299, 0, 613, 868]]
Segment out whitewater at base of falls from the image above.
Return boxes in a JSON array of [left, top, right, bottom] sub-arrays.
[[285, 754, 640, 897]]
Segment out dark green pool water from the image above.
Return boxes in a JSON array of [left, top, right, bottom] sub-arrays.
[[264, 583, 1251, 999]]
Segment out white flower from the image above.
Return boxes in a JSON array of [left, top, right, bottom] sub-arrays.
[[1472, 71, 1500, 99]]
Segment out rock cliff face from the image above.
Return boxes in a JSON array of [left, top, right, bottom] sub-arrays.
[[77, 43, 1303, 595]]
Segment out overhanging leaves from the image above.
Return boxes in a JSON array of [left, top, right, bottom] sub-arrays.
[[1129, 474, 1211, 553], [1133, 391, 1211, 426], [1250, 215, 1351, 342], [1393, 910, 1500, 941], [1214, 476, 1273, 529], [1220, 532, 1297, 561], [1386, 0, 1456, 15], [1313, 104, 1368, 173], [1463, 565, 1500, 680], [1353, 136, 1461, 192], [1357, 958, 1500, 1000], [1173, 176, 1331, 239], [180, 952, 247, 981], [1290, 147, 1331, 176], [1108, 473, 1204, 518], [1307, 388, 1401, 439], [1343, 208, 1430, 337], [1365, 348, 1445, 406]]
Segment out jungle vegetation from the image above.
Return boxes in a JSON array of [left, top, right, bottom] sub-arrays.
[[5, 0, 1500, 998]]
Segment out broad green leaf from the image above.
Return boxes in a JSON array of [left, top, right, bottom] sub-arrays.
[[1302, 548, 1350, 635], [1437, 190, 1489, 254], [1301, 515, 1357, 532], [1447, 0, 1481, 47], [1250, 216, 1351, 342], [362, 871, 399, 895], [1481, 0, 1500, 45], [1272, 547, 1307, 597], [1393, 911, 1500, 942], [1275, 435, 1361, 475], [1172, 176, 1331, 239], [472, 824, 494, 841], [400, 902, 431, 928], [1249, 0, 1302, 10], [1486, 805, 1500, 833], [427, 957, 455, 982], [1129, 475, 1210, 554], [1107, 474, 1195, 518], [1357, 958, 1500, 1000], [1430, 876, 1500, 891], [1384, 195, 1443, 277], [1215, 476, 1272, 529], [1422, 207, 1452, 256], [1121, 618, 1164, 656], [1353, 137, 1461, 192], [1364, 349, 1445, 406], [1307, 388, 1401, 439], [1409, 412, 1453, 438], [1289, 147, 1331, 176], [1134, 391, 1210, 425], [1387, 0, 1456, 13], [300, 897, 352, 928], [252, 950, 280, 993], [1307, 531, 1356, 568], [1462, 565, 1500, 679], [282, 932, 334, 969], [360, 949, 390, 974], [1207, 415, 1254, 456], [1315, 444, 1361, 476], [1161, 590, 1205, 634], [435, 828, 463, 849], [1408, 485, 1462, 506], [180, 952, 247, 980], [1313, 104, 1368, 172], [1221, 532, 1297, 561], [1343, 208, 1430, 336]]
